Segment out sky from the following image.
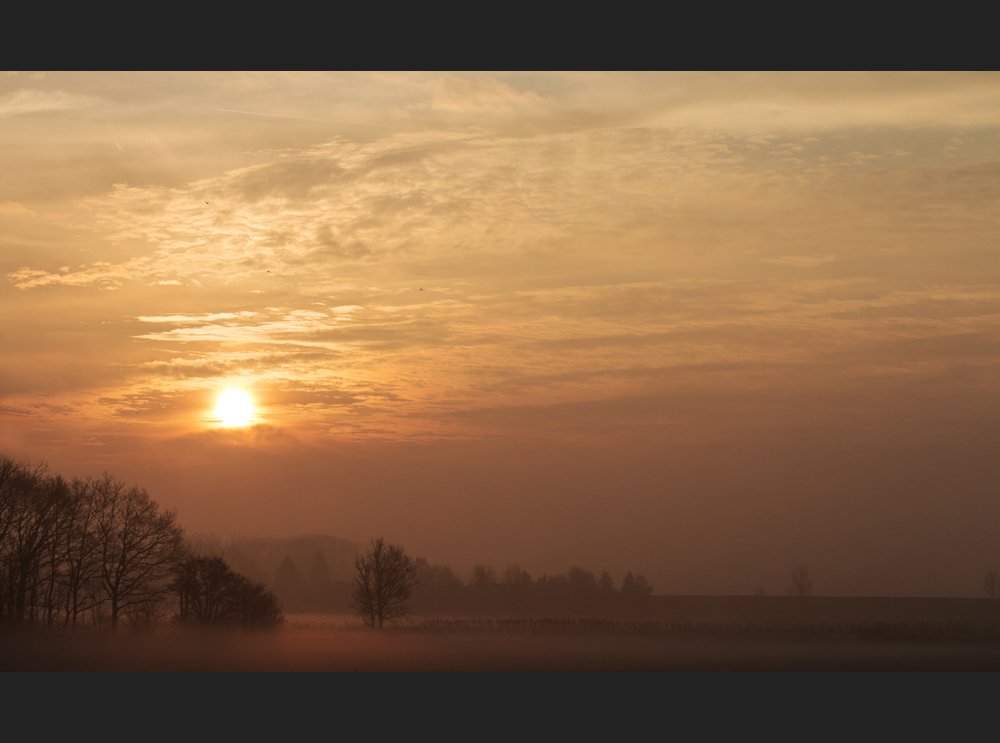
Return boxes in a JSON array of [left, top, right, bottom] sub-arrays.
[[1, 72, 998, 596]]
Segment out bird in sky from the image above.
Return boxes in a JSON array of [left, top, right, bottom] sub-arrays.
[[419, 288, 423, 291]]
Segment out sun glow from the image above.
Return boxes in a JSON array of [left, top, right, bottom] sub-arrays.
[[215, 388, 255, 426]]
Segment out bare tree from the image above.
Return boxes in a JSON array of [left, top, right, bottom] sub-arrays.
[[0, 460, 71, 627], [58, 478, 103, 629], [352, 538, 418, 629], [92, 474, 186, 630], [173, 554, 235, 626], [788, 566, 814, 597], [984, 569, 999, 599], [1, 458, 191, 631]]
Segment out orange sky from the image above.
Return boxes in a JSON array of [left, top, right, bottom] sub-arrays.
[[2, 72, 998, 595]]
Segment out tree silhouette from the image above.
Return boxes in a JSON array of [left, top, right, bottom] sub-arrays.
[[598, 571, 616, 596], [58, 478, 103, 629], [352, 538, 417, 629], [634, 574, 653, 596], [410, 559, 465, 616], [620, 571, 637, 596], [0, 458, 285, 631], [91, 474, 186, 630], [1, 459, 185, 631], [984, 569, 999, 599], [173, 555, 235, 625], [620, 571, 653, 602], [471, 564, 497, 590], [172, 554, 283, 628], [788, 566, 814, 597], [0, 461, 69, 627], [501, 564, 531, 587], [227, 572, 285, 628]]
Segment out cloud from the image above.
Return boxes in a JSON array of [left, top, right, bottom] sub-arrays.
[[7, 264, 124, 289], [137, 312, 258, 324], [640, 72, 1000, 131], [4, 73, 999, 447], [10, 117, 999, 297], [0, 88, 97, 118], [425, 76, 549, 114], [765, 255, 838, 268], [0, 200, 33, 215]]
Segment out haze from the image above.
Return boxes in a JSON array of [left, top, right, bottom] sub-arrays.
[[1, 72, 997, 598]]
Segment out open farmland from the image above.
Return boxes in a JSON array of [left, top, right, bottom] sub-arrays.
[[6, 612, 1000, 671]]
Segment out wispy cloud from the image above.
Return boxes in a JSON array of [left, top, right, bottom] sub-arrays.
[[137, 312, 258, 324], [0, 88, 97, 118], [0, 200, 33, 214], [765, 255, 838, 268], [3, 72, 998, 443]]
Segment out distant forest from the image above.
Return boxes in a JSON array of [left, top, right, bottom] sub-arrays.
[[191, 533, 655, 617]]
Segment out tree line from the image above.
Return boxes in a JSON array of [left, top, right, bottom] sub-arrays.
[[197, 534, 657, 621], [226, 536, 656, 621], [348, 537, 655, 627], [0, 457, 281, 631], [2, 453, 655, 631], [410, 557, 654, 618]]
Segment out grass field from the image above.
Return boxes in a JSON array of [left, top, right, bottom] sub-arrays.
[[5, 614, 1000, 671]]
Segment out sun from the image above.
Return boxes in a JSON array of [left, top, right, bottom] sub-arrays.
[[215, 388, 255, 426]]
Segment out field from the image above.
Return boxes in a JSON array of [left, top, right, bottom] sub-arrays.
[[5, 613, 1000, 671]]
